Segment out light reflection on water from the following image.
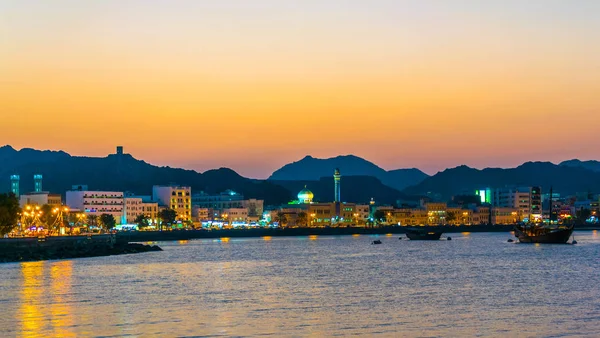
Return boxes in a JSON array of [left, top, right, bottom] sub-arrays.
[[0, 232, 599, 337]]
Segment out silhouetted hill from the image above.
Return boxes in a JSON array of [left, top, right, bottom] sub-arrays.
[[560, 159, 600, 172], [268, 155, 428, 190], [271, 176, 416, 205], [0, 146, 292, 205], [402, 162, 600, 200]]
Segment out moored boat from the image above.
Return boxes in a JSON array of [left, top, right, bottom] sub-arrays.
[[514, 186, 575, 244], [514, 224, 574, 244], [405, 228, 443, 241]]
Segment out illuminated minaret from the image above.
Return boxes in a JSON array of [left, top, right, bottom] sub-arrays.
[[334, 168, 341, 203], [34, 174, 43, 192], [10, 175, 20, 197]]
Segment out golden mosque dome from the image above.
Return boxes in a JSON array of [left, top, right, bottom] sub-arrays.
[[297, 186, 314, 204]]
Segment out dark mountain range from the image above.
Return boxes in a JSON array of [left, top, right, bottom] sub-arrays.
[[271, 176, 416, 206], [0, 146, 292, 205], [268, 155, 428, 190], [560, 159, 600, 172], [402, 162, 600, 200]]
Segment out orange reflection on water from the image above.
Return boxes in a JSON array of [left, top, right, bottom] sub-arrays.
[[262, 236, 272, 241], [386, 233, 393, 237], [593, 230, 598, 239], [50, 261, 74, 337], [352, 234, 360, 238], [19, 261, 45, 337], [220, 237, 230, 243], [178, 240, 189, 245], [309, 235, 318, 241], [462, 232, 471, 236]]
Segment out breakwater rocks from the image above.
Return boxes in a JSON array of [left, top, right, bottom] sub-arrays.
[[0, 235, 162, 263]]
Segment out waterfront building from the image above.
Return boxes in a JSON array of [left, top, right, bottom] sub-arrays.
[[388, 207, 427, 226], [491, 207, 520, 224], [491, 186, 542, 222], [66, 190, 124, 221], [192, 207, 210, 222], [19, 191, 62, 208], [305, 203, 332, 226], [123, 197, 159, 225], [242, 198, 264, 220], [192, 190, 264, 222], [192, 190, 244, 209], [152, 185, 191, 221], [426, 203, 447, 225], [222, 208, 249, 225]]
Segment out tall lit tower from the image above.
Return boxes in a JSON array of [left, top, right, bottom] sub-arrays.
[[334, 168, 341, 203], [10, 175, 20, 197], [34, 174, 43, 192]]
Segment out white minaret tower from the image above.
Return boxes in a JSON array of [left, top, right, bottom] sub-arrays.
[[334, 168, 341, 203]]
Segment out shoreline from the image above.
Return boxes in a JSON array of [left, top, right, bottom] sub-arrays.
[[117, 225, 599, 243]]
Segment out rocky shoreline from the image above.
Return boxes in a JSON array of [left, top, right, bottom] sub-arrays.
[[0, 236, 162, 263]]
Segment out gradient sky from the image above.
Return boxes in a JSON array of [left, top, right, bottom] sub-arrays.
[[1, 0, 599, 178]]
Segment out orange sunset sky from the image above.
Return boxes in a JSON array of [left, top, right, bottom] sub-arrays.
[[1, 0, 599, 178]]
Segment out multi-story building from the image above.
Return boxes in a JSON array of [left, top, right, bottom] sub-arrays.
[[490, 207, 519, 224], [492, 187, 542, 222], [192, 207, 210, 222], [426, 203, 447, 225], [242, 198, 264, 220], [222, 208, 249, 225], [192, 190, 264, 222], [192, 190, 244, 210], [65, 190, 124, 221], [123, 197, 159, 225], [19, 191, 62, 208], [152, 185, 191, 221], [388, 207, 428, 226]]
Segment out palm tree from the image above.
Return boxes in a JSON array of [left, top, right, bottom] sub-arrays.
[[88, 214, 98, 227], [445, 211, 456, 225], [296, 212, 308, 228], [276, 212, 287, 228], [134, 214, 149, 229]]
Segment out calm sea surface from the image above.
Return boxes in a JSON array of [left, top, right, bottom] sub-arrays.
[[1, 231, 600, 337]]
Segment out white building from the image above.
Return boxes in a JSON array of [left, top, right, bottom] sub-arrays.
[[152, 185, 192, 221], [19, 191, 62, 208], [66, 190, 124, 222]]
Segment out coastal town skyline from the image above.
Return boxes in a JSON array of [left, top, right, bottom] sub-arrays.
[[2, 0, 600, 178]]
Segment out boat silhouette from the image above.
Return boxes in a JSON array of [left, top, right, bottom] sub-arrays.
[[405, 228, 443, 241]]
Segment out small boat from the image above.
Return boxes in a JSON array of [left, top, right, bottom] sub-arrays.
[[405, 228, 443, 241], [372, 240, 382, 245]]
